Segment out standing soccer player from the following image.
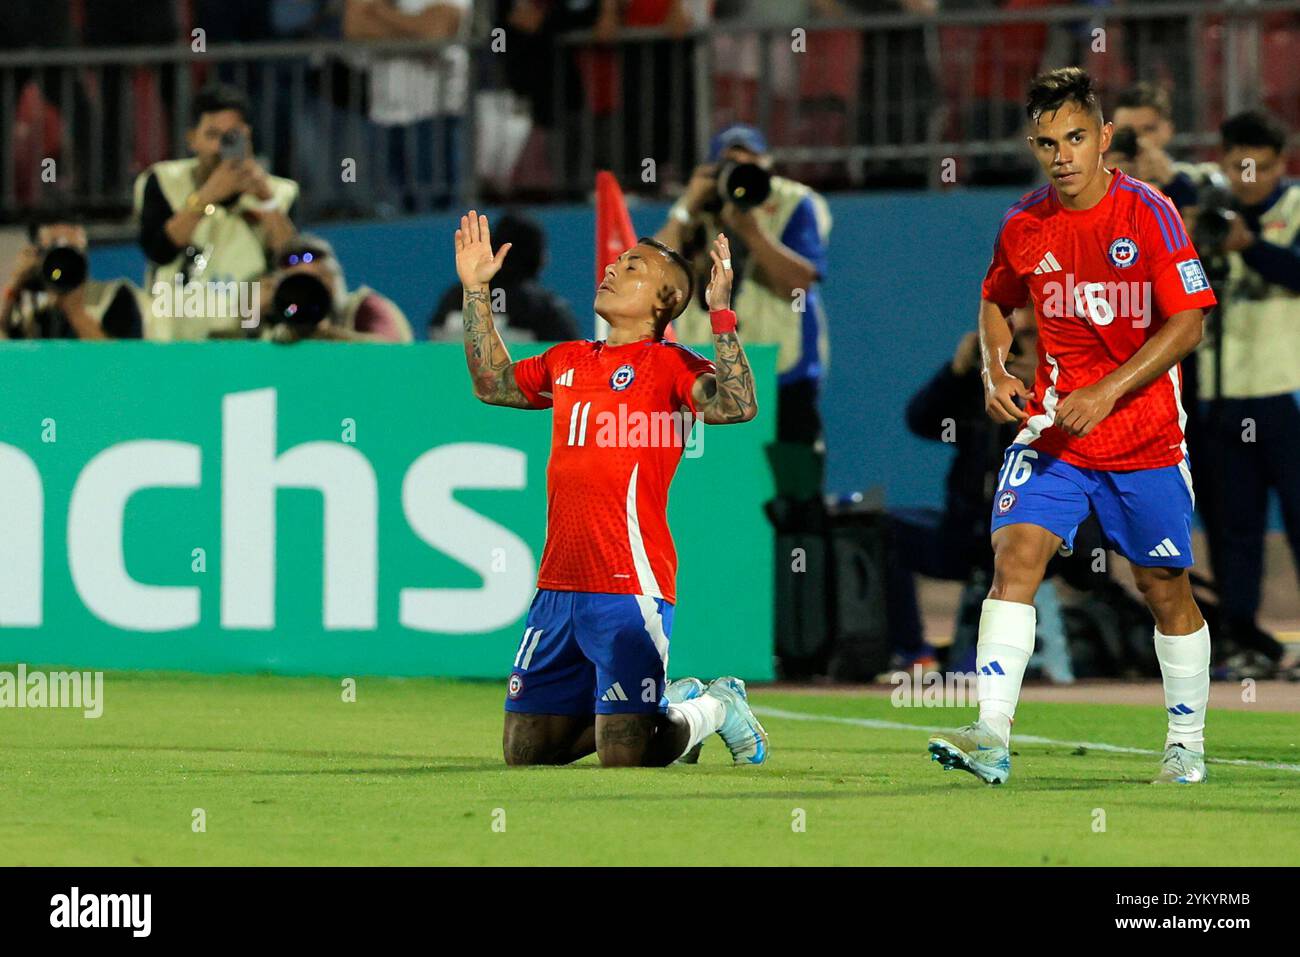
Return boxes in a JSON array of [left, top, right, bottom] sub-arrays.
[[928, 69, 1217, 785], [454, 210, 769, 768]]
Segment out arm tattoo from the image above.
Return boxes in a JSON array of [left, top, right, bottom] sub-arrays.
[[463, 287, 532, 408], [698, 331, 757, 423]]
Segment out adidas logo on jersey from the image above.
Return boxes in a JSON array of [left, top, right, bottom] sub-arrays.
[[1148, 538, 1182, 558], [599, 682, 629, 702], [554, 368, 574, 387], [1033, 251, 1063, 275]]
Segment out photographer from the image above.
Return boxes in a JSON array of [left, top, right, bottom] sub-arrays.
[[1195, 110, 1300, 666], [258, 234, 413, 343], [656, 124, 831, 453], [1106, 82, 1227, 211], [134, 84, 299, 339], [1, 213, 143, 340]]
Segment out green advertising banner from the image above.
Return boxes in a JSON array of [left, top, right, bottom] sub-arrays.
[[0, 342, 775, 680]]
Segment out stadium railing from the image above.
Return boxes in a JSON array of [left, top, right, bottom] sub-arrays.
[[0, 0, 1296, 223]]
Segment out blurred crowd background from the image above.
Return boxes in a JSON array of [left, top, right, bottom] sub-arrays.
[[2, 0, 1298, 218]]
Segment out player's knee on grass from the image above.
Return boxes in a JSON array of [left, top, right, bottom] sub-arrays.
[[503, 712, 594, 766], [989, 525, 1059, 602], [595, 714, 663, 767]]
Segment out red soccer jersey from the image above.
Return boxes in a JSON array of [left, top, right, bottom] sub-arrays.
[[982, 169, 1218, 470], [512, 337, 715, 603]]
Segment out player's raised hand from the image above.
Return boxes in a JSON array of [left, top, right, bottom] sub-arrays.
[[1054, 381, 1118, 437], [454, 210, 511, 288], [705, 233, 734, 311], [984, 371, 1032, 423]]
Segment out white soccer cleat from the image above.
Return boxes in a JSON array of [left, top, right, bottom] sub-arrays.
[[1152, 743, 1207, 784], [665, 677, 705, 704], [665, 677, 706, 764], [704, 676, 768, 766], [928, 720, 1011, 785]]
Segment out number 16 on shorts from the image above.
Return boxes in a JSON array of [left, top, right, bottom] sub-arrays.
[[995, 446, 1038, 516]]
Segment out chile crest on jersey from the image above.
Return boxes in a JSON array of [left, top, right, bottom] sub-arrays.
[[1107, 236, 1139, 269], [609, 363, 636, 391]]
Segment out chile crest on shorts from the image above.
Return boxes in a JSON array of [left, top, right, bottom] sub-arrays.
[[1108, 236, 1139, 269], [610, 364, 636, 391], [996, 489, 1018, 515]]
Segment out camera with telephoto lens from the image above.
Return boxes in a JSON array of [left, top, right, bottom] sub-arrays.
[[268, 272, 333, 329], [1110, 126, 1139, 161], [1192, 184, 1238, 260], [20, 243, 88, 294], [701, 160, 773, 214]]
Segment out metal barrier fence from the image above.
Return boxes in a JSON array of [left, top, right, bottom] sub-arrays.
[[1, 1, 1297, 223]]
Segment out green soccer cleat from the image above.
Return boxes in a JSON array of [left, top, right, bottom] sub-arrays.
[[1152, 744, 1207, 784], [665, 677, 706, 764], [704, 676, 768, 766], [928, 720, 1011, 785]]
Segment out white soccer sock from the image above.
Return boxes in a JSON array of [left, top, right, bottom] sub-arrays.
[[976, 598, 1037, 745], [669, 696, 726, 756], [1154, 622, 1210, 751]]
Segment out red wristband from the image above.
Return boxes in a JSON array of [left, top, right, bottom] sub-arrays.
[[709, 308, 737, 334]]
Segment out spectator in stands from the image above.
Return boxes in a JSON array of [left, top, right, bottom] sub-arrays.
[[1115, 0, 1196, 132], [259, 233, 414, 342], [833, 0, 940, 188], [1, 1, 77, 209], [343, 0, 473, 212], [593, 0, 701, 190], [499, 0, 600, 132], [134, 84, 299, 340], [1, 212, 143, 340], [962, 0, 1059, 187], [429, 211, 580, 341], [82, 0, 182, 205]]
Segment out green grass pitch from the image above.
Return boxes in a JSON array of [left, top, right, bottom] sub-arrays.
[[3, 671, 1297, 866]]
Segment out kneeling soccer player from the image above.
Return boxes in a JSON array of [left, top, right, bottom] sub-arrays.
[[454, 209, 768, 767], [928, 68, 1216, 785]]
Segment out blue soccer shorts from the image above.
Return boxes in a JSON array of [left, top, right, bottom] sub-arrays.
[[990, 443, 1195, 568], [504, 589, 674, 716]]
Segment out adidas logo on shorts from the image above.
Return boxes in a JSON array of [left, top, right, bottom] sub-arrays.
[[599, 682, 629, 702], [1147, 538, 1181, 558]]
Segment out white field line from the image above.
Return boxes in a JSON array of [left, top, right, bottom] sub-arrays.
[[753, 706, 1300, 774]]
